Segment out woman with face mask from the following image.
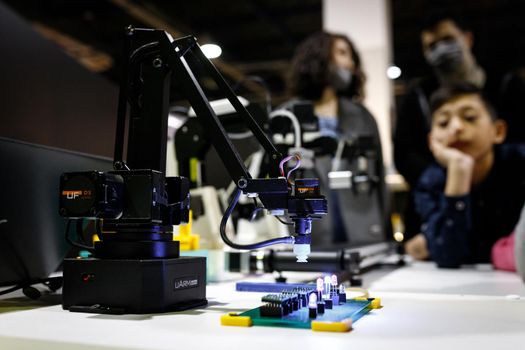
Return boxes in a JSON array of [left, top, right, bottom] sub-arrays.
[[284, 31, 388, 248], [288, 32, 366, 127]]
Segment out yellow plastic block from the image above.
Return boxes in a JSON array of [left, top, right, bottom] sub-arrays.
[[189, 157, 199, 183], [354, 297, 368, 301], [220, 313, 253, 327], [311, 318, 352, 332], [173, 210, 200, 250], [370, 298, 382, 309]]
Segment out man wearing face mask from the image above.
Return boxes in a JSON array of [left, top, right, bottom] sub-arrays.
[[394, 12, 524, 260], [284, 31, 389, 248]]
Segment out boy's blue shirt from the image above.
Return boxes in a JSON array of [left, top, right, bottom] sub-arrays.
[[415, 144, 525, 267]]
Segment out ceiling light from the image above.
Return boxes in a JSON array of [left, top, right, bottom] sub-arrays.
[[201, 44, 222, 59], [387, 65, 402, 80]]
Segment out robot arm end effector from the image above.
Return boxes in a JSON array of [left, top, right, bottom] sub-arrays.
[[243, 177, 327, 263], [288, 178, 327, 262]]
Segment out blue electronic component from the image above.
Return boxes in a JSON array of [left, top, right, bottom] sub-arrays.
[[316, 277, 324, 294], [331, 274, 340, 305], [308, 293, 318, 318], [323, 276, 331, 298], [339, 284, 347, 303], [235, 281, 315, 293]]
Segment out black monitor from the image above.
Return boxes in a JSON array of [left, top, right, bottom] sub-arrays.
[[0, 137, 113, 287]]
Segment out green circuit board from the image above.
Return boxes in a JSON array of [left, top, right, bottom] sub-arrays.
[[239, 298, 373, 329], [222, 280, 382, 332]]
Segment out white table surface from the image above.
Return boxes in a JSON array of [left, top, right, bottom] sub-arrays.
[[1, 261, 524, 350]]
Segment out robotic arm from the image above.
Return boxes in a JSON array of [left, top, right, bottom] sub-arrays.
[[60, 27, 327, 262]]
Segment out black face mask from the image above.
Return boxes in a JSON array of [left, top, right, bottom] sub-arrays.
[[328, 65, 353, 92], [425, 40, 464, 74]]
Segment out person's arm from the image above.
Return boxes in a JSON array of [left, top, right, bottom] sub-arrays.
[[414, 169, 472, 268], [415, 138, 475, 267]]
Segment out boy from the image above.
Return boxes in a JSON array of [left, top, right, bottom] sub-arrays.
[[414, 83, 525, 268]]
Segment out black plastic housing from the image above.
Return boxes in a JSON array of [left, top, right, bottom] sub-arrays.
[[108, 169, 167, 224], [59, 171, 124, 219], [62, 256, 207, 314]]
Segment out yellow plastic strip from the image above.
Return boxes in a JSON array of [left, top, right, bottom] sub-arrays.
[[311, 318, 353, 332], [370, 298, 382, 309], [220, 313, 253, 327]]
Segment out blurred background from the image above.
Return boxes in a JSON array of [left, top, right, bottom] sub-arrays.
[[1, 0, 525, 165]]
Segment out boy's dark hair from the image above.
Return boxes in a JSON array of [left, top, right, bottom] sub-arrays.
[[420, 10, 469, 33], [430, 83, 498, 121]]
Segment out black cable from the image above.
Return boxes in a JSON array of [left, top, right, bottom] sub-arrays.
[[249, 207, 264, 222], [248, 197, 261, 222], [249, 198, 292, 225], [0, 276, 63, 297], [0, 284, 22, 296], [247, 195, 295, 226], [220, 188, 294, 250], [275, 216, 294, 226]]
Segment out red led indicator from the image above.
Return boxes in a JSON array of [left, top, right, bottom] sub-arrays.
[[81, 273, 94, 283]]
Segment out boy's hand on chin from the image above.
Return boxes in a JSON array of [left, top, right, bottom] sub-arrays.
[[430, 136, 474, 195], [429, 136, 474, 170]]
